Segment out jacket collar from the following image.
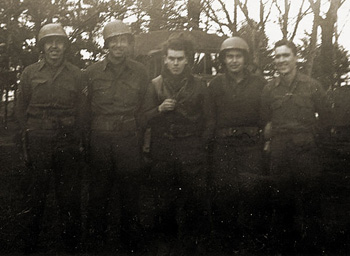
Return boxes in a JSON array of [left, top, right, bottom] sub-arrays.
[[102, 55, 133, 71], [273, 70, 308, 88], [38, 58, 70, 71], [225, 69, 250, 86]]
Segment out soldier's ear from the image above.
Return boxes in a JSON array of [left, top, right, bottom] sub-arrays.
[[184, 56, 188, 65]]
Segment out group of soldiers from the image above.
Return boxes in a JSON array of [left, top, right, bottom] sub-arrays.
[[15, 19, 333, 255]]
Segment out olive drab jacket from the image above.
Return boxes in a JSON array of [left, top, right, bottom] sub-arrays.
[[84, 57, 148, 135], [142, 68, 215, 142], [208, 71, 267, 131], [16, 59, 85, 133], [260, 71, 329, 136]]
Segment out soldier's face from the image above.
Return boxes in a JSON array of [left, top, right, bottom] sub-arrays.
[[43, 36, 66, 61], [224, 49, 245, 74], [164, 49, 188, 75], [107, 35, 130, 59], [274, 45, 297, 75]]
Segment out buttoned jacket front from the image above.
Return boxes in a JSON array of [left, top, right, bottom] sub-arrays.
[[16, 59, 84, 131], [85, 57, 148, 132], [142, 72, 214, 140], [209, 71, 267, 130], [261, 71, 328, 134]]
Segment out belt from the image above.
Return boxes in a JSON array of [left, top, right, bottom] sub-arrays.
[[331, 126, 350, 134], [27, 116, 75, 130], [330, 126, 350, 140], [91, 116, 137, 132], [215, 126, 260, 138], [160, 124, 200, 140], [163, 131, 198, 140], [273, 126, 313, 134]]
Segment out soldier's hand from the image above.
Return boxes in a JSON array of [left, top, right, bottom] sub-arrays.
[[263, 122, 272, 141], [158, 99, 176, 112]]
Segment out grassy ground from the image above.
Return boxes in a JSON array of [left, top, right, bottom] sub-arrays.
[[0, 120, 349, 255]]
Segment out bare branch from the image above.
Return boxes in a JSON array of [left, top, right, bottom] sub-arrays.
[[273, 0, 283, 16], [337, 7, 350, 37], [217, 0, 234, 27], [263, 0, 274, 25], [340, 0, 346, 8], [290, 0, 307, 41], [236, 0, 255, 28], [202, 0, 233, 33], [308, 0, 322, 22]]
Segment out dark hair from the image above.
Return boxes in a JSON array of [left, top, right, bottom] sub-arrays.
[[162, 34, 194, 61], [274, 39, 297, 56]]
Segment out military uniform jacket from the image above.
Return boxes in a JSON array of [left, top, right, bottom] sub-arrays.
[[260, 71, 328, 135], [142, 71, 214, 140], [208, 71, 267, 133], [85, 57, 148, 133], [16, 59, 85, 132]]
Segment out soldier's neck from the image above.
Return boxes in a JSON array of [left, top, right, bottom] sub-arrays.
[[228, 70, 245, 84], [280, 68, 296, 87], [108, 54, 125, 66], [45, 57, 64, 69]]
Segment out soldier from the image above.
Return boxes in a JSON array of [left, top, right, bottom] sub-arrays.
[[16, 23, 84, 253], [84, 20, 148, 253], [260, 39, 328, 253], [208, 37, 267, 252], [142, 35, 214, 254]]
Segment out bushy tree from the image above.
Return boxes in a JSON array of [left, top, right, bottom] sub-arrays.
[[238, 21, 273, 75], [299, 37, 349, 88]]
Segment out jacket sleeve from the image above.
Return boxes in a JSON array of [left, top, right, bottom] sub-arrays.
[[204, 80, 216, 142], [260, 81, 273, 127], [311, 79, 332, 136], [139, 80, 162, 128], [15, 67, 31, 132], [133, 64, 149, 130], [74, 69, 89, 142]]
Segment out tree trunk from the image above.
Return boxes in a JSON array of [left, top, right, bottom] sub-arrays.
[[305, 0, 320, 76], [187, 0, 201, 30], [149, 0, 163, 31], [319, 0, 341, 89]]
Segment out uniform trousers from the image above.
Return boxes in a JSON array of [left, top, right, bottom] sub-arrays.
[[210, 136, 267, 251], [268, 132, 322, 253], [21, 130, 82, 253], [149, 135, 210, 252], [86, 131, 142, 252]]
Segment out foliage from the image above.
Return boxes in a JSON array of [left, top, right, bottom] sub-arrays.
[[238, 21, 273, 75], [299, 37, 350, 88], [0, 0, 349, 83]]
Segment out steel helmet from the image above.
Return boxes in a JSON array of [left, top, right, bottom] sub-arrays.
[[220, 37, 249, 54], [103, 20, 132, 41], [38, 23, 68, 48]]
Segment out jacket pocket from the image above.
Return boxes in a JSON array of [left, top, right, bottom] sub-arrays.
[[57, 82, 78, 106], [92, 78, 114, 104], [292, 132, 315, 147], [293, 96, 315, 121], [31, 79, 49, 104], [121, 81, 140, 107], [271, 99, 283, 110]]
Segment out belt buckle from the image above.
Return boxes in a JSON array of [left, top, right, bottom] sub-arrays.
[[164, 132, 175, 140], [229, 128, 237, 136], [169, 124, 175, 133], [113, 118, 123, 132]]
